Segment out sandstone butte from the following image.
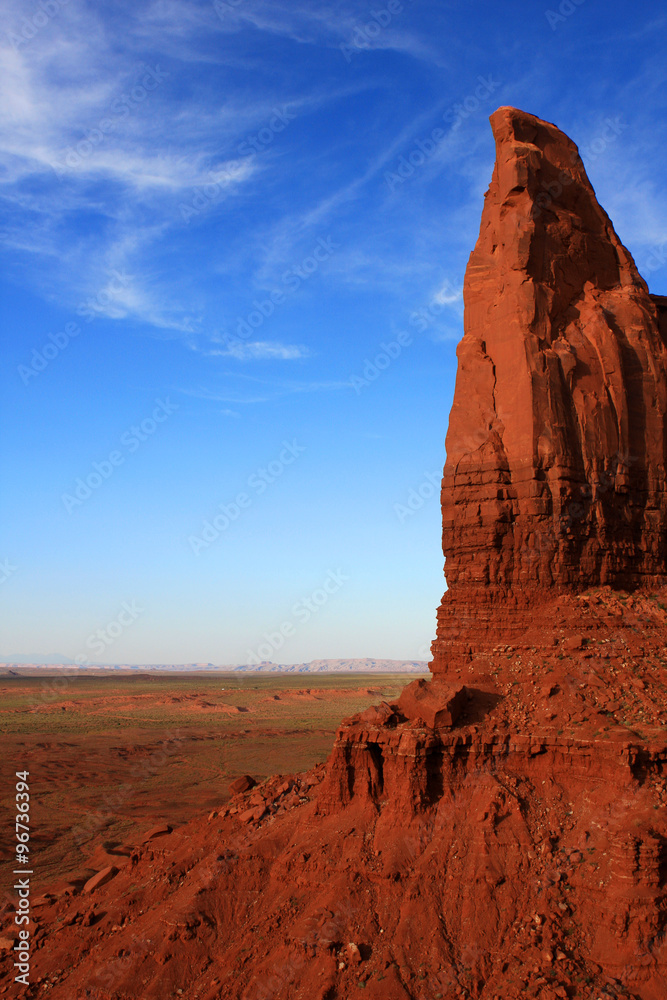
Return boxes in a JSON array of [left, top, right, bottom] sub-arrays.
[[4, 108, 667, 1000], [431, 105, 667, 672]]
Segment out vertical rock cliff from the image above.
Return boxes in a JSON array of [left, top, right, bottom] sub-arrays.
[[432, 107, 667, 672]]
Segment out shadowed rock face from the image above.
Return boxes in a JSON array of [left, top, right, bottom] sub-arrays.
[[432, 107, 667, 672]]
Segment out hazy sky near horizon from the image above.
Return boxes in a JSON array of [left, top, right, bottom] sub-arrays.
[[1, 0, 667, 664]]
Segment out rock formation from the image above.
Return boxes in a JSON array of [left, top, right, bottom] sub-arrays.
[[5, 110, 667, 1000], [431, 107, 667, 672]]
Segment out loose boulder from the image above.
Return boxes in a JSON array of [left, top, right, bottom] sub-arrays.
[[396, 679, 467, 728]]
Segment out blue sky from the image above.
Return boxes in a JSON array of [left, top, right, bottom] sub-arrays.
[[1, 0, 666, 665]]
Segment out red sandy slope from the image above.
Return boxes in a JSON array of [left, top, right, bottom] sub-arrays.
[[3, 588, 666, 1000]]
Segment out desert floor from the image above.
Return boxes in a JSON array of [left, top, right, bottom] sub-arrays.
[[0, 672, 412, 893]]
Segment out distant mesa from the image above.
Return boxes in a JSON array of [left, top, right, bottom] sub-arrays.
[[1, 657, 429, 673], [232, 658, 429, 673]]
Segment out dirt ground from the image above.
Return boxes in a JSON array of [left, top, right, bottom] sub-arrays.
[[0, 672, 413, 892]]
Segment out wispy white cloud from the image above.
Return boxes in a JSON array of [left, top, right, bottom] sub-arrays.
[[178, 371, 351, 405], [561, 58, 667, 277], [247, 99, 456, 289], [208, 340, 310, 360], [0, 12, 261, 327], [0, 0, 388, 332], [207, 0, 440, 64], [432, 278, 462, 306], [6, 0, 664, 349]]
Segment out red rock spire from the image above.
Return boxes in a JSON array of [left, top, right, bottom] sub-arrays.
[[431, 107, 667, 673]]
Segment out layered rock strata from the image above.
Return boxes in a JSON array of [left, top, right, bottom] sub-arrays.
[[432, 107, 667, 672]]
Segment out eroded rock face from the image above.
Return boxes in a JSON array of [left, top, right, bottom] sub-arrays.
[[432, 107, 667, 672], [396, 678, 467, 728]]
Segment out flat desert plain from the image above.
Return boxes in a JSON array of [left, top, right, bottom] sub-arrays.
[[0, 672, 414, 895]]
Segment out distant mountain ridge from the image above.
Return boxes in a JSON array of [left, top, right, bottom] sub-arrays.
[[0, 657, 429, 673], [232, 658, 428, 673]]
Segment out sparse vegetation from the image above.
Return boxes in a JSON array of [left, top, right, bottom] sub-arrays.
[[0, 671, 409, 889]]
